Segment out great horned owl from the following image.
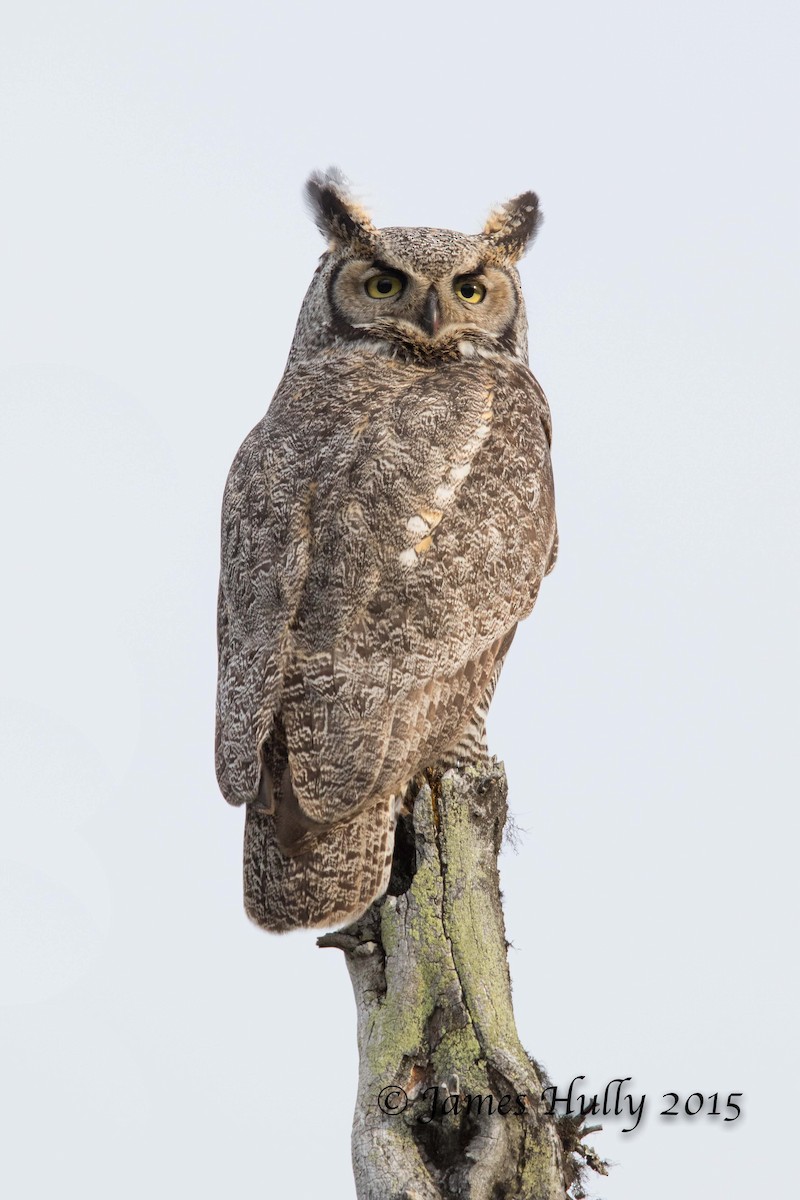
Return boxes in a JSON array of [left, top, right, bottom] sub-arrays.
[[216, 169, 557, 933]]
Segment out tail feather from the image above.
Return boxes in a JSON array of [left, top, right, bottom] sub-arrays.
[[243, 795, 396, 933]]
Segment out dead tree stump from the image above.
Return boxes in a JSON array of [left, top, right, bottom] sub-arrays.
[[319, 762, 600, 1200]]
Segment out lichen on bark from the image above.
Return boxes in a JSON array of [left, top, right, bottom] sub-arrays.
[[318, 761, 604, 1200]]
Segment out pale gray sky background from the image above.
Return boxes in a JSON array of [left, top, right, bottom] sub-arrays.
[[1, 2, 797, 1197]]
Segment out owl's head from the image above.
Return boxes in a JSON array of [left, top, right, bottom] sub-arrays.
[[289, 169, 542, 365]]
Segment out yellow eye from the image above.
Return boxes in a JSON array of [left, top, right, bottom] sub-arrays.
[[365, 275, 403, 299], [456, 280, 486, 304]]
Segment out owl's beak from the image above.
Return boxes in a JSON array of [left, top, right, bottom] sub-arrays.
[[421, 287, 441, 338]]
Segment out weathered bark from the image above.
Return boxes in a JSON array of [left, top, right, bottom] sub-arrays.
[[319, 762, 599, 1200]]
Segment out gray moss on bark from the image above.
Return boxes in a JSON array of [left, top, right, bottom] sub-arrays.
[[318, 761, 605, 1200]]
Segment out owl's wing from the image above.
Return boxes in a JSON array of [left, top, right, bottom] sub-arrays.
[[271, 358, 557, 830], [216, 423, 296, 806]]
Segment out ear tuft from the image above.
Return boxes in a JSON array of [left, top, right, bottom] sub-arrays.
[[482, 191, 543, 263], [304, 167, 376, 251]]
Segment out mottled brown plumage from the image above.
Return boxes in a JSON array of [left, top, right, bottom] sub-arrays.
[[216, 169, 557, 932]]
